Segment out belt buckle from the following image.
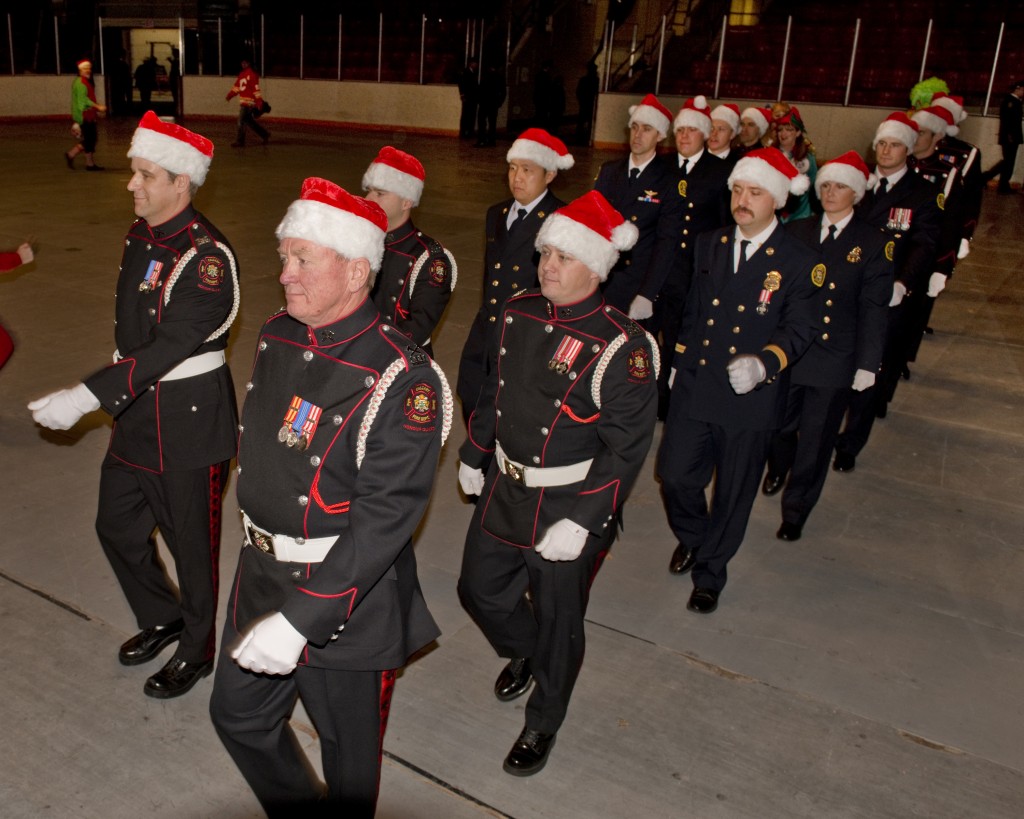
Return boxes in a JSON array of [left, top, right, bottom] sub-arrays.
[[504, 459, 525, 485], [248, 525, 275, 555]]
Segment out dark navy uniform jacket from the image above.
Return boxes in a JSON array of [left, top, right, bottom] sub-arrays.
[[673, 222, 822, 430], [234, 298, 445, 670], [84, 205, 238, 473], [787, 215, 893, 388], [461, 289, 658, 547]]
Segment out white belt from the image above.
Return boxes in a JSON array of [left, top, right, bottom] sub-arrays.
[[241, 511, 337, 563], [160, 350, 226, 382], [495, 442, 592, 488]]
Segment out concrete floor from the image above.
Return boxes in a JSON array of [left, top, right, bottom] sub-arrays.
[[1, 117, 1022, 818]]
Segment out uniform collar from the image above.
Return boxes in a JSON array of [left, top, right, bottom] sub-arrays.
[[147, 204, 197, 239], [305, 296, 380, 346], [544, 289, 603, 322], [386, 219, 417, 245]]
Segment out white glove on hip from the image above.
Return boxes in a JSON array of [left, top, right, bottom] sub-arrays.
[[458, 462, 485, 496], [28, 383, 100, 430], [927, 273, 947, 297], [727, 355, 766, 395], [231, 612, 307, 675], [628, 295, 654, 320], [852, 369, 876, 392], [890, 281, 908, 307], [958, 238, 970, 259], [534, 518, 589, 562]]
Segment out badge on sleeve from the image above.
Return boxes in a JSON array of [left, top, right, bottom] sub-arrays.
[[627, 345, 652, 383], [198, 255, 225, 290], [279, 395, 323, 451], [810, 264, 826, 287], [404, 382, 438, 432], [429, 258, 448, 286]]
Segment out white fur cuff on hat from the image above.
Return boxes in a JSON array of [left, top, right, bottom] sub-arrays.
[[674, 110, 711, 138], [507, 140, 575, 172], [873, 121, 918, 151], [913, 110, 958, 139], [814, 164, 872, 204], [128, 129, 212, 186], [361, 162, 423, 206], [729, 157, 810, 209], [629, 105, 670, 138], [535, 215, 624, 281], [276, 199, 385, 273]]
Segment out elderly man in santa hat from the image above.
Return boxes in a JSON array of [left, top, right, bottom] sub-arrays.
[[659, 147, 822, 613], [31, 112, 240, 698], [458, 190, 657, 776]]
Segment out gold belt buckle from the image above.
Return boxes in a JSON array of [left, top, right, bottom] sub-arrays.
[[504, 459, 525, 484], [248, 525, 275, 555]]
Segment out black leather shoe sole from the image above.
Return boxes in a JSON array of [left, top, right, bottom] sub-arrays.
[[494, 659, 533, 702], [143, 659, 213, 699], [777, 522, 803, 541], [669, 544, 696, 575], [761, 474, 785, 496], [832, 452, 856, 472], [118, 620, 185, 666], [502, 730, 556, 777], [687, 587, 720, 614]]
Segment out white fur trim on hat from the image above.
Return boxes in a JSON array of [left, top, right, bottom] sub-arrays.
[[506, 134, 575, 171], [740, 107, 770, 136], [128, 128, 212, 186], [275, 200, 386, 273], [729, 154, 810, 209], [711, 104, 740, 134], [873, 119, 918, 151], [629, 102, 671, 138], [932, 95, 967, 125], [814, 163, 874, 204], [673, 95, 712, 138], [534, 213, 638, 282], [912, 108, 958, 139], [361, 162, 423, 206]]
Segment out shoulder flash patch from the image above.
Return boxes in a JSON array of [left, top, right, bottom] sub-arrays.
[[811, 263, 826, 287], [197, 255, 225, 289], [403, 381, 438, 431], [627, 344, 653, 382], [885, 240, 895, 262]]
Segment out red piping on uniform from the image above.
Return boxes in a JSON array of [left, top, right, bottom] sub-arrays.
[[561, 404, 599, 423], [205, 463, 222, 660]]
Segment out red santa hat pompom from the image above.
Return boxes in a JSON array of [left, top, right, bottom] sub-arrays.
[[931, 92, 967, 127], [740, 106, 772, 137], [276, 177, 388, 273], [534, 190, 639, 282], [814, 151, 875, 204], [127, 110, 215, 186], [872, 112, 919, 151], [711, 103, 741, 135], [628, 93, 673, 138], [912, 104, 958, 138], [673, 95, 713, 138], [507, 128, 575, 171], [361, 146, 425, 206], [728, 147, 810, 209]]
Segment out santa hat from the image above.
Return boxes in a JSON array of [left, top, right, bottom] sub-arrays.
[[872, 112, 919, 151], [740, 107, 772, 137], [361, 146, 425, 206], [728, 147, 810, 209], [534, 190, 639, 282], [814, 151, 875, 204], [773, 105, 805, 132], [674, 95, 712, 138], [77, 59, 92, 70], [628, 94, 673, 138], [711, 103, 741, 135], [127, 111, 214, 186], [276, 177, 388, 273], [912, 105, 958, 139], [507, 128, 575, 171], [930, 92, 967, 129]]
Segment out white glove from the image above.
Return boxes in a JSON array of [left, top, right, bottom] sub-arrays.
[[28, 383, 100, 430], [852, 369, 876, 392], [726, 355, 766, 395], [889, 281, 907, 307], [958, 238, 970, 259], [16, 242, 33, 265], [534, 519, 589, 562], [231, 612, 307, 675], [71, 122, 82, 140], [927, 273, 947, 297], [458, 462, 485, 496], [628, 295, 654, 320]]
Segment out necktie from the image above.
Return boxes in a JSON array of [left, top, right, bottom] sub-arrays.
[[823, 224, 837, 244], [629, 167, 640, 182], [508, 207, 527, 234], [877, 177, 889, 196], [681, 158, 690, 176], [736, 239, 751, 274]]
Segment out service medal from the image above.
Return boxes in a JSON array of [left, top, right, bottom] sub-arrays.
[[763, 271, 782, 292], [138, 259, 163, 293], [280, 395, 323, 450], [847, 246, 862, 263], [549, 335, 583, 375]]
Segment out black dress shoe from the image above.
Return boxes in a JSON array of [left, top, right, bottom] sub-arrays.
[[776, 521, 803, 541], [144, 657, 214, 699], [502, 727, 556, 776], [118, 619, 185, 666], [494, 658, 533, 701], [832, 451, 856, 472], [669, 543, 696, 575], [761, 474, 785, 496], [687, 587, 720, 614]]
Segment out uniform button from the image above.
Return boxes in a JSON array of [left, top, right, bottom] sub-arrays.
[[492, 280, 499, 286], [822, 333, 830, 341], [303, 350, 314, 361], [545, 324, 553, 333], [500, 347, 507, 355], [298, 495, 309, 506], [123, 394, 128, 400], [499, 379, 505, 387], [699, 358, 706, 365], [260, 341, 268, 351], [496, 409, 502, 417], [683, 229, 689, 235], [291, 570, 302, 579], [554, 398, 562, 407], [680, 242, 687, 249], [245, 382, 254, 391], [333, 415, 343, 425], [829, 282, 836, 290], [737, 305, 745, 312], [712, 298, 720, 306], [148, 385, 155, 392], [489, 298, 497, 304], [568, 372, 577, 380], [295, 537, 306, 545], [707, 319, 714, 326], [511, 282, 518, 288], [541, 427, 549, 435], [237, 466, 242, 475], [631, 215, 637, 221], [512, 265, 520, 272], [191, 405, 198, 412], [310, 456, 321, 467], [733, 326, 741, 333], [532, 456, 540, 464], [505, 316, 513, 324], [702, 339, 710, 346], [489, 316, 496, 322], [148, 308, 156, 316], [146, 243, 152, 250], [825, 300, 833, 307], [364, 376, 375, 387], [398, 278, 405, 284], [238, 424, 244, 432], [391, 296, 397, 302], [381, 324, 390, 331], [495, 263, 502, 269], [729, 346, 736, 354], [823, 316, 831, 323]]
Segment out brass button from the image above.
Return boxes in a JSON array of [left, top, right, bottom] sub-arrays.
[[822, 333, 830, 340], [737, 305, 745, 312], [712, 298, 720, 306], [702, 339, 710, 346], [823, 316, 831, 324], [706, 319, 714, 326], [728, 346, 736, 354]]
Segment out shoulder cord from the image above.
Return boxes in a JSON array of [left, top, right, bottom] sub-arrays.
[[408, 246, 458, 298], [162, 240, 241, 343], [590, 329, 661, 409]]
